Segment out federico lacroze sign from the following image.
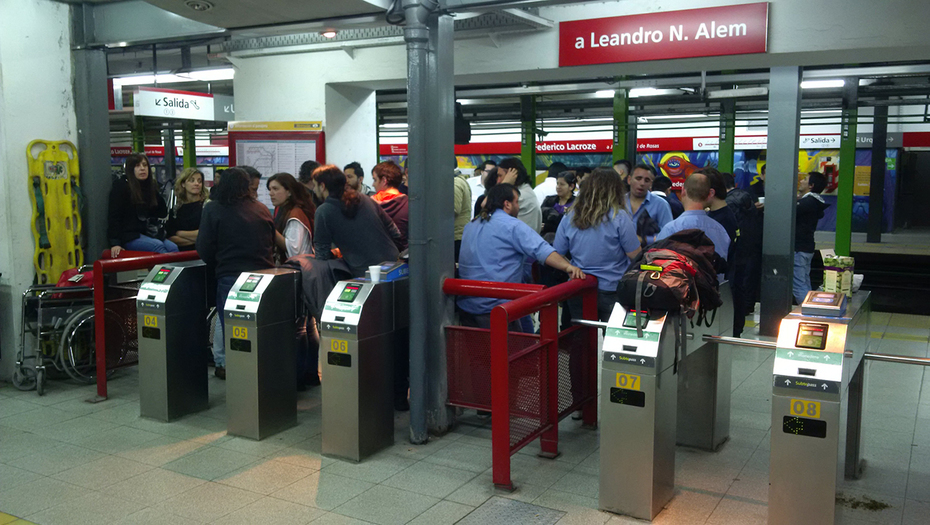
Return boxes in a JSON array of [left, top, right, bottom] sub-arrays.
[[134, 87, 215, 121], [559, 3, 768, 67]]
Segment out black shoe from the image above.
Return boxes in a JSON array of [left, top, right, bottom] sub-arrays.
[[394, 397, 409, 412], [305, 374, 321, 387], [215, 367, 226, 380]]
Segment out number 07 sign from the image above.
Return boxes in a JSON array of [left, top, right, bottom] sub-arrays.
[[559, 3, 769, 67]]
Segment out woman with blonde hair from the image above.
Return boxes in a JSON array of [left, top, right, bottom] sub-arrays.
[[166, 167, 208, 251], [553, 168, 642, 321]]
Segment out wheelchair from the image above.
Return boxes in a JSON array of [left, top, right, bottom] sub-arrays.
[[13, 269, 128, 395]]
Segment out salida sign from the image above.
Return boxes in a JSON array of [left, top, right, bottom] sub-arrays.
[[134, 87, 215, 121], [559, 3, 768, 67]]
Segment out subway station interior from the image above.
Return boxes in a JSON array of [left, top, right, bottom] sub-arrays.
[[2, 0, 930, 524]]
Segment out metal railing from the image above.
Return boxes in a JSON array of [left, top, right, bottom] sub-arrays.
[[444, 276, 599, 491], [92, 251, 200, 401]]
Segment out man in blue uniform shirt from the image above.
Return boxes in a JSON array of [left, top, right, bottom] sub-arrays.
[[657, 170, 731, 263], [625, 164, 674, 246], [458, 183, 584, 330]]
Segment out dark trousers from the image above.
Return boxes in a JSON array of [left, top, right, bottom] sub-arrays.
[[458, 309, 524, 332], [730, 261, 750, 337]]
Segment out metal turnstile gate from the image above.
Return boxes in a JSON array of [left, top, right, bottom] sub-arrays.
[[320, 261, 409, 462], [770, 290, 871, 525], [599, 307, 677, 520], [223, 268, 300, 440], [137, 261, 209, 421]]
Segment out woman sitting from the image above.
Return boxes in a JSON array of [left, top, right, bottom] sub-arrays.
[[166, 168, 207, 251], [540, 170, 577, 238], [267, 172, 316, 261], [108, 153, 177, 256]]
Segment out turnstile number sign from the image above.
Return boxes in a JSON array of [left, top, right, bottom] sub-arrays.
[[790, 399, 821, 419], [616, 373, 640, 390]]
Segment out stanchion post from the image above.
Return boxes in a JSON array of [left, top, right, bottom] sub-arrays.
[[490, 307, 513, 491], [581, 286, 598, 428], [539, 303, 560, 459]]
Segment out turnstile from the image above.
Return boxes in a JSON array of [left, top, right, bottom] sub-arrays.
[[678, 281, 733, 451], [137, 261, 209, 422], [223, 268, 300, 440], [769, 290, 871, 525], [320, 261, 409, 462], [599, 307, 677, 520]]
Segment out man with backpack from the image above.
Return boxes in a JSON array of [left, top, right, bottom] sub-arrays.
[[723, 172, 759, 336], [657, 170, 730, 265]]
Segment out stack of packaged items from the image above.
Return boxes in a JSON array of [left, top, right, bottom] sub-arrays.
[[823, 252, 855, 297]]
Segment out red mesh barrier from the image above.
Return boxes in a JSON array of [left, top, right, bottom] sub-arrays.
[[556, 325, 595, 417], [508, 341, 551, 448], [446, 326, 539, 409]]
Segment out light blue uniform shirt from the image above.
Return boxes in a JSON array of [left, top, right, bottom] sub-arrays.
[[458, 210, 556, 315], [553, 209, 640, 292], [625, 192, 673, 245], [657, 210, 731, 261]]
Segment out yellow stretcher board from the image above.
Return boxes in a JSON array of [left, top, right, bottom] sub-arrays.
[[27, 140, 83, 284]]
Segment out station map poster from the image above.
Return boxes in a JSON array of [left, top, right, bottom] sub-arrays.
[[227, 123, 326, 211], [235, 140, 319, 208]]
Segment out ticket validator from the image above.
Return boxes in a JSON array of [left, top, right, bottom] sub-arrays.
[[599, 307, 677, 520], [137, 261, 209, 422], [223, 268, 300, 440], [320, 261, 409, 462], [769, 290, 871, 525]]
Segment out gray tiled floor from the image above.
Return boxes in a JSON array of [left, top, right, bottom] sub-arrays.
[[1, 310, 928, 524]]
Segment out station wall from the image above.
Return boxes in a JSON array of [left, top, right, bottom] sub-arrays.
[[0, 0, 77, 380]]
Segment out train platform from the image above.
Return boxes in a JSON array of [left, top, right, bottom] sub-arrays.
[[0, 312, 927, 524]]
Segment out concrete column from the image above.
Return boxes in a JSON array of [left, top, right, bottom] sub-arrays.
[[0, 0, 77, 380], [612, 89, 629, 164], [324, 85, 378, 170], [867, 101, 888, 243], [718, 99, 736, 174], [73, 48, 112, 263], [403, 0, 455, 442], [520, 95, 537, 183], [760, 66, 802, 336], [835, 79, 858, 256]]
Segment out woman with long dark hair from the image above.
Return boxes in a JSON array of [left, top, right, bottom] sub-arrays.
[[196, 167, 275, 379], [108, 154, 177, 256], [553, 168, 641, 322], [497, 157, 542, 233], [540, 170, 577, 237], [309, 165, 401, 277], [267, 172, 316, 261], [166, 167, 207, 251]]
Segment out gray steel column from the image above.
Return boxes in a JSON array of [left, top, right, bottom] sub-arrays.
[[867, 101, 888, 243], [73, 49, 112, 262], [403, 0, 455, 443], [760, 67, 802, 336]]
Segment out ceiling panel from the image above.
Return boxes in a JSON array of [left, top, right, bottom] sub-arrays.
[[144, 0, 387, 29]]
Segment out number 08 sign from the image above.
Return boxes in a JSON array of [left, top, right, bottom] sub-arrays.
[[559, 3, 769, 67]]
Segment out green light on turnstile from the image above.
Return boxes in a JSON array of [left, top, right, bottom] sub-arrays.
[[782, 416, 827, 438], [610, 387, 646, 408]]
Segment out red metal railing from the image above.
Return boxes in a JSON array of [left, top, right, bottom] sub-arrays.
[[443, 276, 599, 491], [93, 251, 200, 400]]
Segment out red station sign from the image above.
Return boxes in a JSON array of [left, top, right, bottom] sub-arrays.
[[559, 3, 769, 67]]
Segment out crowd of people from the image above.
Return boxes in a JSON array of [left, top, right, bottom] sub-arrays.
[[107, 152, 826, 403]]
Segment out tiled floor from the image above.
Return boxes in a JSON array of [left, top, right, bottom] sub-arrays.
[[1, 311, 928, 524]]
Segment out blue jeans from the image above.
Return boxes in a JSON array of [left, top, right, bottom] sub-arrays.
[[213, 317, 224, 368], [124, 235, 179, 253], [793, 251, 814, 304], [214, 275, 238, 368]]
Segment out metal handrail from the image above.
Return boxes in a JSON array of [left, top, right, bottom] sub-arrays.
[[496, 277, 598, 320], [863, 352, 930, 366], [442, 278, 545, 300]]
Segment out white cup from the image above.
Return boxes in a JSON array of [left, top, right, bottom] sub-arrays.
[[757, 196, 765, 205], [369, 265, 382, 283]]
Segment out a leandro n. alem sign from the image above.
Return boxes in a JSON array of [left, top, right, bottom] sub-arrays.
[[559, 3, 768, 67]]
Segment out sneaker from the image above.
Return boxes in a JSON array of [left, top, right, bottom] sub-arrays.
[[214, 367, 226, 380]]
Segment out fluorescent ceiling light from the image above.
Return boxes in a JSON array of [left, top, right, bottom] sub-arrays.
[[801, 79, 845, 89], [629, 87, 663, 98], [643, 114, 714, 120], [112, 68, 234, 87], [594, 90, 615, 98]]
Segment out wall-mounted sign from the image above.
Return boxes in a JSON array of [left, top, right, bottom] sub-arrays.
[[227, 121, 323, 132], [559, 3, 769, 67], [134, 87, 215, 121]]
